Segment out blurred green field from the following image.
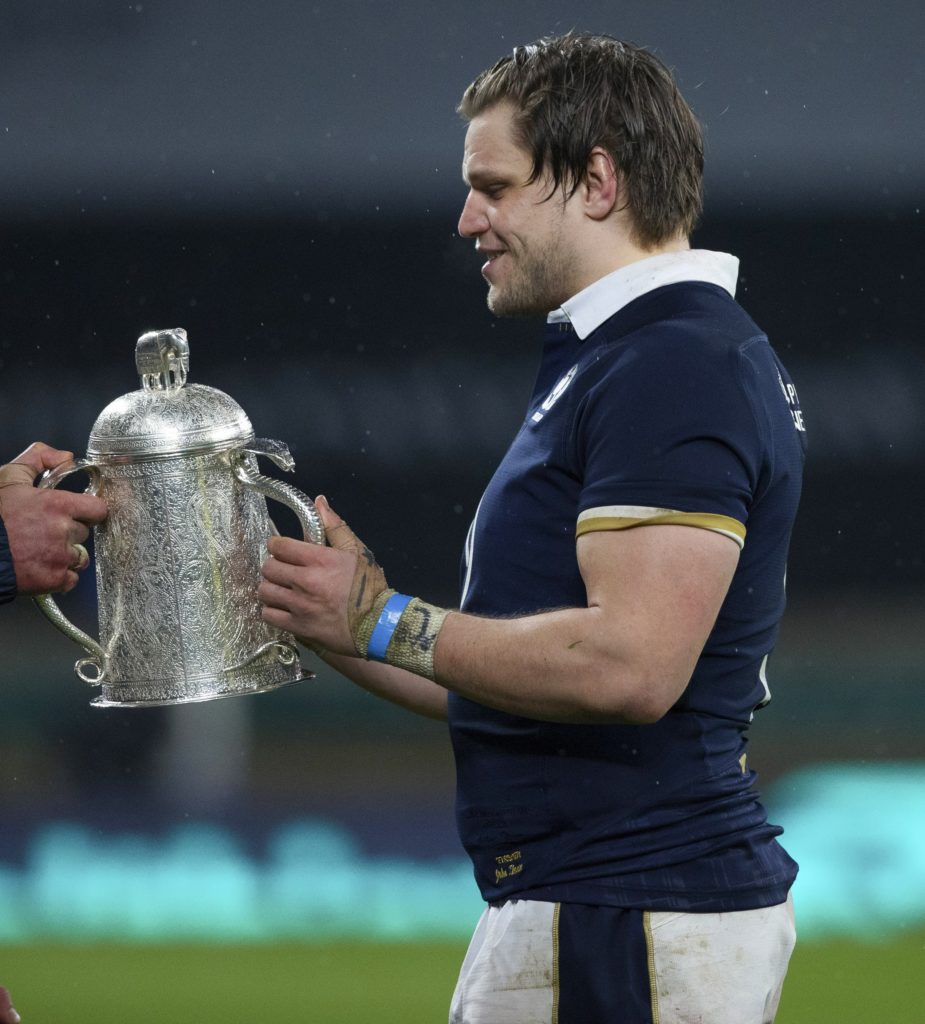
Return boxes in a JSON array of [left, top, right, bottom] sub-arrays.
[[2, 933, 923, 1022]]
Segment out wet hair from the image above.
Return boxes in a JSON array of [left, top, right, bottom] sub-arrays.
[[458, 32, 704, 247]]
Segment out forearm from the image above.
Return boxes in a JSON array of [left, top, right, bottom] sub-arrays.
[[432, 605, 667, 724], [317, 649, 449, 721], [320, 602, 652, 725]]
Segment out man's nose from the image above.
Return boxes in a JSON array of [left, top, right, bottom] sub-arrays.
[[458, 192, 489, 238]]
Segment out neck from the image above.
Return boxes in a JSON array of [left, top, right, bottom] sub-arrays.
[[569, 224, 690, 296], [599, 233, 690, 278]]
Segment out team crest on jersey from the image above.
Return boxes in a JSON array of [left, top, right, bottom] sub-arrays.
[[531, 363, 579, 424]]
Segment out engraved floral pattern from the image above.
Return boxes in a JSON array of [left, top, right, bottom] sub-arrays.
[[92, 450, 306, 705], [88, 384, 254, 459]]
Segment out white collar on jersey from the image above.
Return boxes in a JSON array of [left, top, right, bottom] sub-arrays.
[[547, 249, 740, 341]]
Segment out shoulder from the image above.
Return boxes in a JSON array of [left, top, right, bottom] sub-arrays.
[[566, 285, 784, 480], [578, 285, 767, 401]]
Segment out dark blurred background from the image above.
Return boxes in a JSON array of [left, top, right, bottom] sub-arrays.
[[1, 0, 923, 880]]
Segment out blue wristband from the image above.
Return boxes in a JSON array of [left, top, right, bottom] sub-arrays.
[[367, 593, 414, 661]]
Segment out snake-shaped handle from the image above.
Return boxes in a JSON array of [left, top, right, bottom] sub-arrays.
[[236, 439, 325, 546]]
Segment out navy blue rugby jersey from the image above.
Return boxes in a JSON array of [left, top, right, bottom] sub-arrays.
[[450, 262, 806, 912]]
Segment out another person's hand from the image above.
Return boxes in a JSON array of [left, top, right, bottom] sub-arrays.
[[0, 442, 108, 595], [259, 496, 389, 657], [0, 985, 21, 1024]]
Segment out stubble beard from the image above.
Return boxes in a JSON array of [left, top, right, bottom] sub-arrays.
[[486, 240, 575, 319]]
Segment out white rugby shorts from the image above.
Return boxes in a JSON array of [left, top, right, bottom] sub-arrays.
[[449, 894, 796, 1024]]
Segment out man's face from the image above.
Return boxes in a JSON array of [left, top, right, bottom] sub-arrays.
[[459, 102, 582, 317]]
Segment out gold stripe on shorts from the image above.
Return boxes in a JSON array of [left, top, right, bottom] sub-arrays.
[[576, 504, 746, 550], [551, 902, 561, 1024], [643, 910, 661, 1024]]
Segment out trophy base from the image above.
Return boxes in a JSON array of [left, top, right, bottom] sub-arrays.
[[89, 670, 313, 708]]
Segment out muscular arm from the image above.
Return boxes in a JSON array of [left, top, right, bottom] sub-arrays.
[[260, 499, 739, 725], [433, 525, 738, 723]]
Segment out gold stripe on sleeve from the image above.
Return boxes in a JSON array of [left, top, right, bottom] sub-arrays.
[[576, 505, 745, 549]]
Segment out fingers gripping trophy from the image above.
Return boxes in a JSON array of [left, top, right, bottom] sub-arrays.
[[36, 327, 325, 707]]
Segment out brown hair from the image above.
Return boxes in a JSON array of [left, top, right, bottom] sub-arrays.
[[458, 33, 704, 247]]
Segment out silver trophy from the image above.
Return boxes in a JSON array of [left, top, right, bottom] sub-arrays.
[[36, 327, 324, 707]]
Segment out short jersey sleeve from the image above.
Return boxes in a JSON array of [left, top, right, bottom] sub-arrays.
[[570, 332, 764, 549]]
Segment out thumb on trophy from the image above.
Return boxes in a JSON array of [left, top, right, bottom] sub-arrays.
[[0, 442, 74, 488], [312, 495, 392, 653], [314, 494, 357, 552]]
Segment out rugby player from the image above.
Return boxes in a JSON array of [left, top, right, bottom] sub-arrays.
[[260, 32, 806, 1023]]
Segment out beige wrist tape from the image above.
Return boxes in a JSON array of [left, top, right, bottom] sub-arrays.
[[353, 589, 450, 681]]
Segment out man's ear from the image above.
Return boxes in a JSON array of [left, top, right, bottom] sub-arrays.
[[582, 147, 620, 220]]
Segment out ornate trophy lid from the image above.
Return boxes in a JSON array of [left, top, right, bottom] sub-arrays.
[[87, 328, 255, 462]]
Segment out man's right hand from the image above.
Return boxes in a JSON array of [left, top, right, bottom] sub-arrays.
[[0, 442, 108, 596]]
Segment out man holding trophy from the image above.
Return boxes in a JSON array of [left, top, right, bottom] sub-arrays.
[[1, 30, 804, 1024], [259, 32, 804, 1024]]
